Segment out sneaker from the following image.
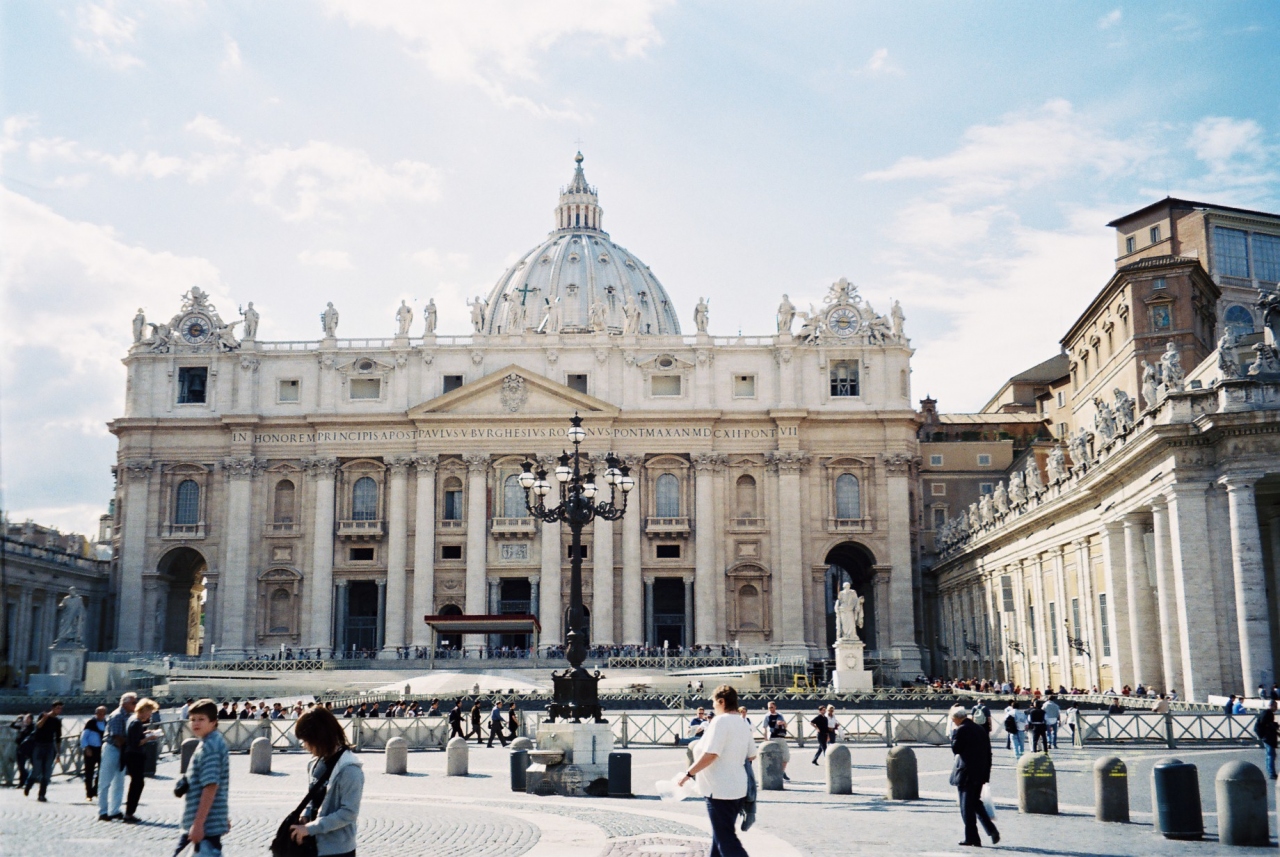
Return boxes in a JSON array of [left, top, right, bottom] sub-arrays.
[[98, 814, 111, 822]]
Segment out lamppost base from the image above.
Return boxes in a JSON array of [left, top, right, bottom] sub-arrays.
[[525, 720, 615, 797], [547, 666, 607, 724]]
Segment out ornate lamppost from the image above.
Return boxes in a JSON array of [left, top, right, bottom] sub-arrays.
[[519, 413, 633, 722]]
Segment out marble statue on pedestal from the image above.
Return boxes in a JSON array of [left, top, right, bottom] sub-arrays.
[[423, 299, 437, 335], [891, 300, 905, 340], [589, 298, 608, 333], [1046, 445, 1067, 483], [993, 480, 1009, 515], [1113, 388, 1135, 432], [835, 582, 864, 641], [777, 294, 795, 334], [831, 583, 873, 691], [1141, 360, 1160, 409], [622, 294, 641, 335], [395, 300, 413, 336], [242, 302, 259, 340], [469, 296, 487, 333], [54, 587, 86, 647], [1024, 457, 1044, 495], [321, 302, 340, 337], [132, 309, 147, 344], [1008, 471, 1027, 506], [1069, 427, 1092, 474], [1093, 398, 1117, 442], [1218, 330, 1241, 380], [1161, 342, 1185, 393], [694, 297, 709, 334]]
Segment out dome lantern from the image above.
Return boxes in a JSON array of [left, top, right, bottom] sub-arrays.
[[555, 152, 603, 232]]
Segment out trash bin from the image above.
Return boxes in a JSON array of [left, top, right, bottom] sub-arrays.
[[608, 752, 632, 798], [143, 738, 161, 777], [1151, 758, 1202, 840], [510, 750, 529, 792]]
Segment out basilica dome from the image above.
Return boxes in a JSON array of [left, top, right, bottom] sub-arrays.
[[481, 153, 681, 336]]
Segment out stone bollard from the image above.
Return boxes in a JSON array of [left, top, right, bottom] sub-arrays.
[[1093, 756, 1128, 823], [180, 738, 200, 774], [758, 741, 785, 791], [1216, 761, 1269, 847], [385, 737, 408, 775], [825, 744, 852, 795], [1016, 751, 1057, 814], [446, 736, 469, 776], [249, 737, 272, 775], [886, 745, 919, 800], [510, 736, 534, 753]]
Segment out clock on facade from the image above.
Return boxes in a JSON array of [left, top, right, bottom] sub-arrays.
[[827, 306, 859, 338], [180, 314, 213, 344]]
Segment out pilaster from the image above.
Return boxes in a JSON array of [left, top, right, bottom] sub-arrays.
[[306, 456, 339, 651], [381, 456, 411, 655], [411, 455, 437, 647]]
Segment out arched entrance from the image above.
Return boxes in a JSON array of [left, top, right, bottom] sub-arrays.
[[438, 603, 463, 650], [824, 542, 876, 653], [156, 547, 207, 655]]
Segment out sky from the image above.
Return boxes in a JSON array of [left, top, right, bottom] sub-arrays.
[[2, 1, 1279, 537]]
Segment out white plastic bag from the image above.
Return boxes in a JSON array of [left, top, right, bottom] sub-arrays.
[[656, 769, 702, 801], [981, 783, 996, 821]]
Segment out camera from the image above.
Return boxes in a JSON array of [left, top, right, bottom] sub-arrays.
[[174, 776, 189, 798]]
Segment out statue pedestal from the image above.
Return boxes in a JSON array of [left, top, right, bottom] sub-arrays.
[[45, 645, 86, 694], [831, 638, 873, 692], [525, 721, 614, 797]]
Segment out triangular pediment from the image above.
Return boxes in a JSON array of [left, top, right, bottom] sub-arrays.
[[408, 364, 619, 417]]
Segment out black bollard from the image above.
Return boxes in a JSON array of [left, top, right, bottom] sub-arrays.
[[1151, 758, 1202, 840], [608, 752, 632, 798], [510, 750, 529, 792]]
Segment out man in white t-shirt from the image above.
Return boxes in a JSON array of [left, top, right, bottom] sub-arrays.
[[680, 684, 757, 857]]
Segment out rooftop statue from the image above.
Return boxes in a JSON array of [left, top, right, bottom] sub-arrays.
[[395, 300, 413, 336]]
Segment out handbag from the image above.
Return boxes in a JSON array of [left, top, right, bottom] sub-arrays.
[[269, 752, 341, 857]]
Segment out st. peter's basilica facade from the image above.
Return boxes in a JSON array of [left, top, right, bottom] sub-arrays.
[[108, 155, 923, 678]]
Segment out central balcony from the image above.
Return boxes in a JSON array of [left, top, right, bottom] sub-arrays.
[[336, 519, 384, 540], [645, 516, 691, 536], [491, 517, 537, 537]]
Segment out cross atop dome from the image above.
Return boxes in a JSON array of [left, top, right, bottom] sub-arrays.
[[556, 151, 603, 232]]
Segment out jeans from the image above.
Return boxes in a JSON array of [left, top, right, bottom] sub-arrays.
[[705, 797, 749, 857], [28, 743, 56, 797], [1266, 743, 1277, 779], [1010, 730, 1025, 758], [84, 745, 101, 798], [99, 743, 126, 815], [1046, 722, 1058, 748], [958, 782, 998, 844], [175, 834, 223, 856]]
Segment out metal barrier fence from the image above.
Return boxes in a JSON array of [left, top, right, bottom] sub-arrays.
[[1075, 712, 1260, 748]]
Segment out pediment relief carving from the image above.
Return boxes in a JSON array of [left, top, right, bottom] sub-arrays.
[[409, 364, 618, 418]]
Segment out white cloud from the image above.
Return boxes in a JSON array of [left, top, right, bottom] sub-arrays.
[[298, 248, 354, 269], [221, 36, 243, 72], [862, 48, 902, 77], [185, 114, 242, 147], [321, 0, 671, 117], [1098, 9, 1122, 29], [72, 1, 144, 70], [1190, 116, 1264, 169], [864, 99, 1144, 202], [409, 247, 470, 272]]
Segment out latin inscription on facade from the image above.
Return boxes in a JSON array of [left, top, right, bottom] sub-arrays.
[[232, 425, 797, 446]]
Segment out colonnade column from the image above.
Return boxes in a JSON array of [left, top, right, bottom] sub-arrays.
[[1166, 483, 1224, 699], [220, 457, 258, 655], [693, 454, 718, 646], [621, 459, 644, 644], [770, 451, 808, 655], [1029, 555, 1050, 690], [884, 456, 922, 675], [1050, 546, 1071, 688], [117, 460, 153, 651], [463, 454, 489, 653], [1099, 521, 1130, 690], [593, 511, 615, 646], [1221, 473, 1273, 692], [411, 456, 437, 648], [540, 518, 562, 650], [1150, 500, 1182, 694], [382, 456, 410, 655], [307, 458, 338, 651], [1123, 514, 1161, 690], [1074, 539, 1100, 690]]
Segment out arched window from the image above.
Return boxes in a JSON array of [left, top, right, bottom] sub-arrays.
[[656, 473, 680, 517], [268, 588, 291, 634], [738, 584, 762, 629], [735, 475, 757, 517], [1225, 305, 1255, 337], [504, 474, 526, 517], [174, 479, 200, 526], [442, 476, 463, 521], [351, 477, 378, 521], [273, 480, 296, 524], [835, 474, 860, 520]]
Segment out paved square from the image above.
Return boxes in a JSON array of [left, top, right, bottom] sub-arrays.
[[3, 741, 1277, 855]]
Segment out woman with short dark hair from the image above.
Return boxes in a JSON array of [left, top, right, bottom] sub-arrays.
[[290, 707, 364, 857]]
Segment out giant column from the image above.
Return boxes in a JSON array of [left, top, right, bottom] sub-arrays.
[[621, 455, 644, 645], [382, 456, 410, 655], [1029, 555, 1050, 689], [117, 460, 153, 651], [1123, 513, 1161, 691], [220, 457, 258, 654], [884, 455, 923, 676], [1050, 546, 1071, 687], [1099, 521, 1131, 690], [693, 453, 718, 645], [1221, 473, 1273, 692], [1074, 539, 1100, 690], [771, 451, 808, 656], [307, 458, 338, 651], [1166, 483, 1224, 700], [1150, 500, 1183, 694], [464, 454, 489, 653], [411, 456, 437, 647], [593, 453, 616, 645], [540, 518, 562, 650]]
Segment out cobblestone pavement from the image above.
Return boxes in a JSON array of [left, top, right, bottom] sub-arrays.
[[3, 740, 1278, 856]]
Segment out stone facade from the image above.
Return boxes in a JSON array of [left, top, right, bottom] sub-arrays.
[[108, 157, 923, 677]]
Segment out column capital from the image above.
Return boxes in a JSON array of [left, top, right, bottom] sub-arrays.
[[1219, 471, 1265, 491], [387, 455, 413, 476], [464, 453, 490, 474], [304, 456, 339, 476], [412, 454, 439, 474], [1163, 482, 1207, 503], [881, 452, 919, 475], [765, 450, 809, 474], [1101, 518, 1126, 533], [123, 459, 154, 480], [335, 579, 349, 589], [222, 456, 263, 480], [692, 452, 727, 472]]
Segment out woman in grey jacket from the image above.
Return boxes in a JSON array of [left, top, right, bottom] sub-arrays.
[[290, 707, 365, 857]]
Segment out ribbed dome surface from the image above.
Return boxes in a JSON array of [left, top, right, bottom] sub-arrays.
[[482, 154, 681, 336]]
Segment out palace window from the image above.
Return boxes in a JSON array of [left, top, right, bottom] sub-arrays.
[[1215, 226, 1250, 278], [1099, 593, 1112, 657], [735, 475, 757, 517], [568, 544, 590, 560], [351, 477, 378, 521], [566, 373, 588, 394], [273, 480, 296, 524], [655, 473, 681, 517], [1001, 576, 1015, 613], [977, 453, 992, 466], [651, 375, 682, 396], [1125, 236, 1136, 254], [503, 474, 526, 517], [733, 375, 756, 398], [349, 378, 381, 400], [443, 375, 464, 394], [348, 547, 374, 562], [929, 454, 944, 466], [1152, 277, 1167, 290], [442, 477, 463, 521], [440, 544, 462, 560], [835, 474, 860, 519], [278, 379, 300, 403], [930, 483, 946, 496], [268, 589, 292, 634], [177, 367, 207, 404], [829, 361, 859, 397], [1256, 233, 1280, 282], [1225, 305, 1255, 337], [1071, 597, 1082, 642], [174, 479, 200, 525], [979, 482, 993, 495], [656, 544, 681, 559], [932, 507, 946, 529], [1028, 600, 1038, 656], [1149, 225, 1161, 244], [1048, 602, 1059, 656]]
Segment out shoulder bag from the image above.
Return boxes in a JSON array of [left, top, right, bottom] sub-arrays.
[[269, 752, 342, 857]]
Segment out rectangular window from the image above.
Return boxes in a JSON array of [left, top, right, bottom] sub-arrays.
[[443, 375, 464, 393], [177, 367, 208, 404], [929, 454, 944, 466], [1125, 236, 1136, 254], [277, 379, 300, 403], [1001, 576, 1015, 613], [1056, 391, 1065, 408], [977, 453, 992, 466], [348, 547, 374, 562], [651, 375, 682, 396], [442, 489, 463, 521], [1057, 422, 1068, 439], [656, 543, 681, 559], [829, 361, 859, 397], [1215, 226, 1250, 278], [566, 373, 588, 394], [1152, 276, 1167, 290], [979, 482, 994, 495], [568, 544, 590, 560], [1028, 602, 1038, 656], [930, 482, 946, 496], [1048, 602, 1059, 655], [1099, 593, 1112, 657], [1149, 225, 1161, 244], [1152, 305, 1171, 330], [349, 378, 381, 400], [1255, 233, 1280, 282], [932, 507, 946, 529], [1071, 597, 1082, 640], [440, 544, 462, 560], [733, 374, 756, 398]]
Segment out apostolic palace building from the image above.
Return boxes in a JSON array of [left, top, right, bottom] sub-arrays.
[[108, 155, 924, 678]]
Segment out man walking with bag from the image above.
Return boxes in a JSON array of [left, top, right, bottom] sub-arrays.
[[1256, 699, 1279, 780], [950, 704, 999, 848], [178, 699, 230, 856]]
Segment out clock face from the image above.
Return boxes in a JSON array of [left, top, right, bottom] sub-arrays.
[[181, 314, 213, 344], [828, 307, 859, 337]]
